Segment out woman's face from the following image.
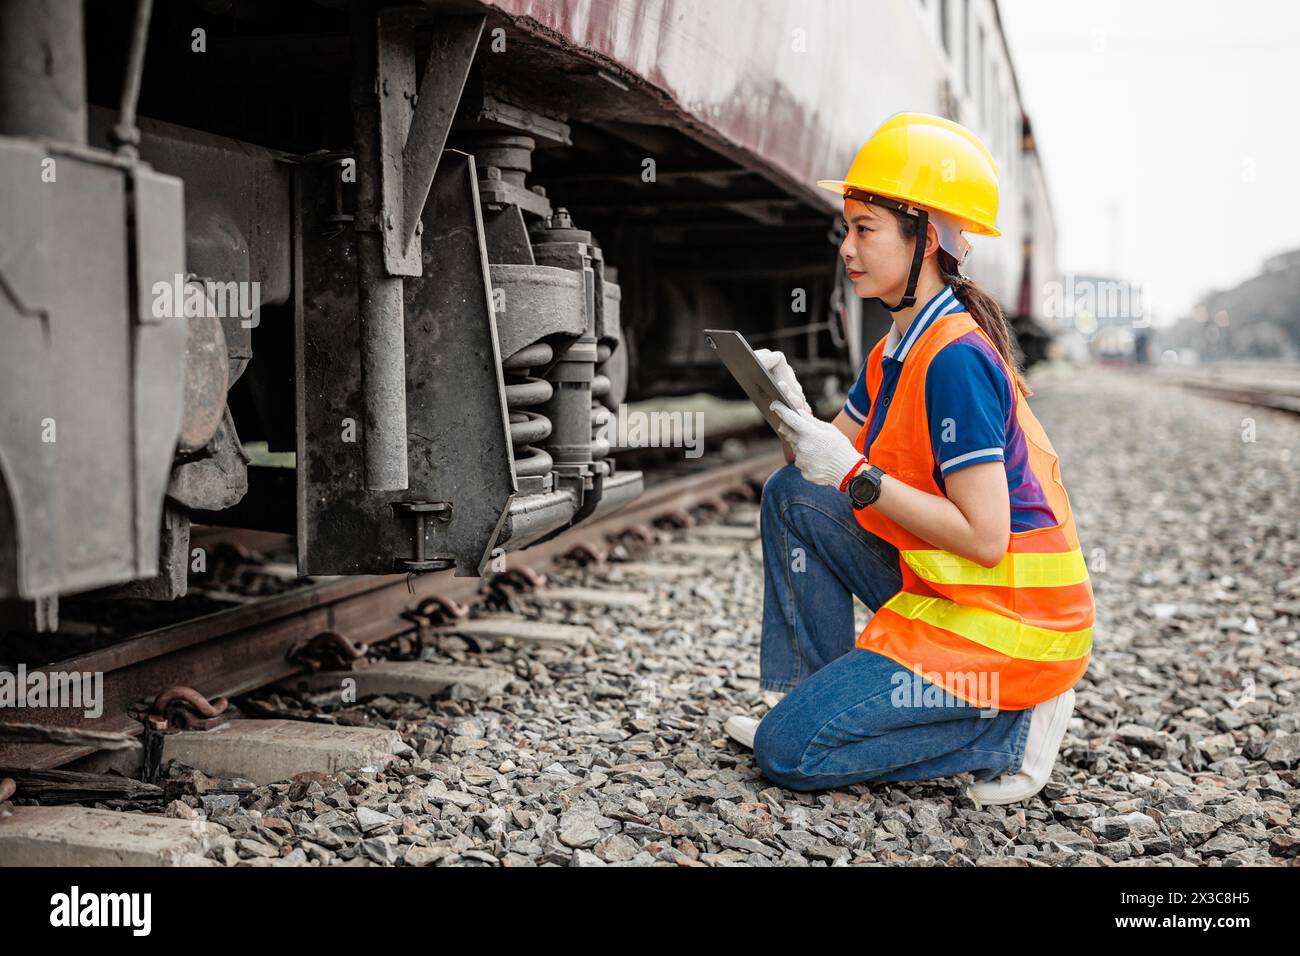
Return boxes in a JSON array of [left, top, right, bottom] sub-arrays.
[[838, 198, 913, 300]]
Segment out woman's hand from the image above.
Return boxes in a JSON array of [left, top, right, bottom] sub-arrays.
[[753, 348, 812, 416], [770, 402, 865, 488], [771, 404, 1010, 567]]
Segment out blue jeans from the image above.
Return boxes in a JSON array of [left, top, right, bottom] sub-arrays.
[[752, 463, 1032, 792]]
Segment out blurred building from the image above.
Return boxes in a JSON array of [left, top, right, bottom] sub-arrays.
[[1158, 248, 1300, 364], [1039, 272, 1146, 364]]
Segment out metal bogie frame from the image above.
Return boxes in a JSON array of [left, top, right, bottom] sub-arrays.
[[0, 0, 653, 620]]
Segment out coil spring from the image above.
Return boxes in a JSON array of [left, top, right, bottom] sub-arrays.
[[590, 342, 613, 458], [502, 341, 554, 479]]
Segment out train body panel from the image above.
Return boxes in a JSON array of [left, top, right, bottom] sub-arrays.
[[479, 0, 1049, 319]]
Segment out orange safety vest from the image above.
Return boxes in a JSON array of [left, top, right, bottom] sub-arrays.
[[852, 310, 1094, 711]]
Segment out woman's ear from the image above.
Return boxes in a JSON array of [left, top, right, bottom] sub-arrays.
[[924, 220, 942, 258]]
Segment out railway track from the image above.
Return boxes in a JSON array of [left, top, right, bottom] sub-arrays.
[[1153, 366, 1300, 415], [0, 449, 786, 777], [3, 372, 1296, 872]]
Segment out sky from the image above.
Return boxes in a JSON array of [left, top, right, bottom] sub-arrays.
[[998, 0, 1300, 325]]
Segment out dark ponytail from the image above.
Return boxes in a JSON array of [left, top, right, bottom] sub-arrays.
[[937, 248, 1033, 398], [886, 208, 1033, 398]]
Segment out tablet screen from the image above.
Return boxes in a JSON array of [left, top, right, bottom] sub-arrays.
[[704, 329, 793, 436]]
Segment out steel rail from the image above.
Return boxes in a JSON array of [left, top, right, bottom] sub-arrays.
[[0, 451, 784, 770]]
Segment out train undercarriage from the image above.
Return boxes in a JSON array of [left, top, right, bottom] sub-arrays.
[[0, 0, 858, 629], [3, 0, 1058, 631]]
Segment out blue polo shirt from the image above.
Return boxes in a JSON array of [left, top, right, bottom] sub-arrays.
[[843, 285, 1057, 533]]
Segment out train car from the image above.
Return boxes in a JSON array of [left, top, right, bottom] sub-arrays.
[[0, 0, 1055, 626]]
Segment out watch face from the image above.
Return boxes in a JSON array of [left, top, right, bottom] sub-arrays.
[[849, 473, 878, 508]]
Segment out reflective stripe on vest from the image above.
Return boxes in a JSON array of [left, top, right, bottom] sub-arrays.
[[881, 592, 1093, 661], [901, 547, 1090, 589], [850, 309, 1094, 711]]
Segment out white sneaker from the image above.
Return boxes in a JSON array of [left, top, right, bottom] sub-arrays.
[[725, 692, 785, 749], [724, 715, 761, 749], [966, 688, 1075, 807]]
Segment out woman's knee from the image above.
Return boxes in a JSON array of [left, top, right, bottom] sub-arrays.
[[760, 463, 806, 514], [753, 715, 820, 792]]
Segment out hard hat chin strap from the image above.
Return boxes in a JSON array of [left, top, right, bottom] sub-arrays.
[[844, 188, 930, 312], [886, 207, 928, 312]]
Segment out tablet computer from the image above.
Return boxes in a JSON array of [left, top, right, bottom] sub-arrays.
[[703, 329, 793, 435]]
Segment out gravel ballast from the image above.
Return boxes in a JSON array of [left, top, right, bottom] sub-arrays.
[[147, 367, 1300, 866]]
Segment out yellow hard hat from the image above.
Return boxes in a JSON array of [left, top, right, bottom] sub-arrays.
[[817, 112, 1001, 237]]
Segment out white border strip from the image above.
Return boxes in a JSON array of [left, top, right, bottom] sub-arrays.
[[939, 446, 1005, 471]]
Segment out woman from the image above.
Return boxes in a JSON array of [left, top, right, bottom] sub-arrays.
[[726, 113, 1095, 807]]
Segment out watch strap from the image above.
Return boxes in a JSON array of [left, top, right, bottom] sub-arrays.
[[838, 456, 867, 493]]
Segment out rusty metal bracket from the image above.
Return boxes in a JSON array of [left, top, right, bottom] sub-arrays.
[[479, 564, 547, 616], [621, 523, 659, 545], [697, 495, 727, 513], [565, 540, 609, 565], [129, 686, 230, 733], [403, 593, 469, 626], [287, 631, 371, 673], [400, 594, 468, 654], [297, 148, 516, 568], [659, 508, 697, 529], [374, 7, 486, 276], [487, 565, 547, 592]]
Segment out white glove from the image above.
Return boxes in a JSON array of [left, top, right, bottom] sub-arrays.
[[770, 402, 866, 488], [753, 348, 812, 416]]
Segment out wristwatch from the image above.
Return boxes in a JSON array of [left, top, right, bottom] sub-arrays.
[[846, 464, 886, 511]]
